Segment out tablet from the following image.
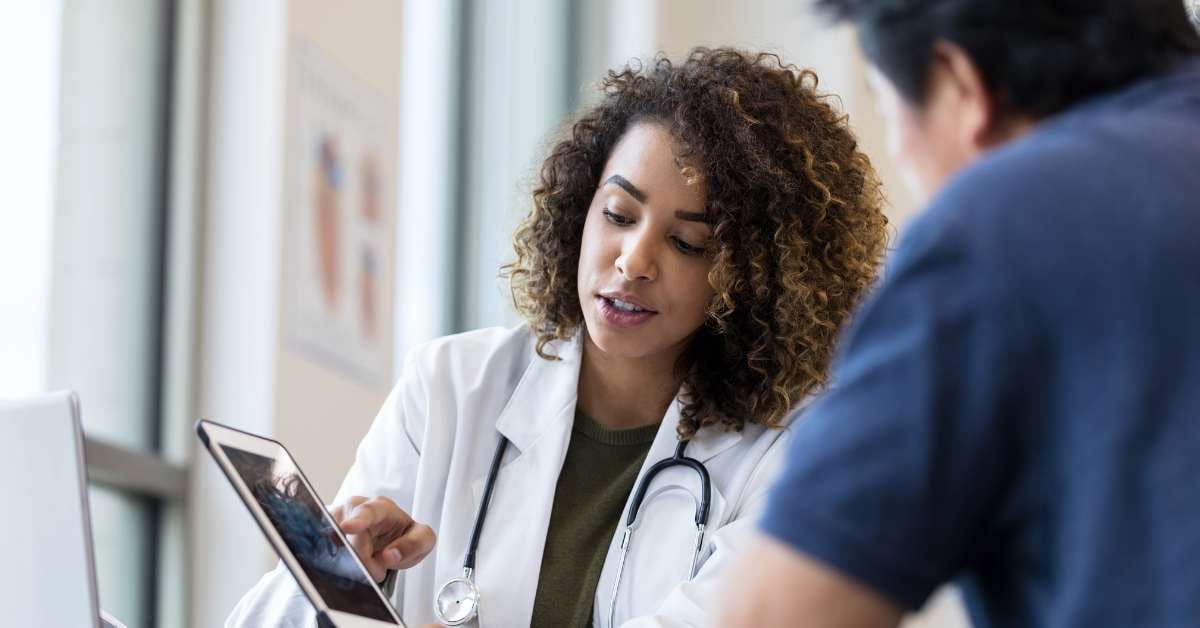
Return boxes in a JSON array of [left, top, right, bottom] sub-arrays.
[[196, 419, 406, 628]]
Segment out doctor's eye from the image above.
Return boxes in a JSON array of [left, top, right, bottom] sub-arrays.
[[671, 236, 706, 256], [603, 209, 634, 226]]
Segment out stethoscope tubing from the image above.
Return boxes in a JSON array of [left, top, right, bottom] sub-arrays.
[[443, 433, 712, 627], [624, 440, 711, 527], [607, 439, 710, 626], [464, 436, 509, 571]]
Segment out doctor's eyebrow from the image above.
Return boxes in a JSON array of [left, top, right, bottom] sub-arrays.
[[674, 210, 710, 223], [605, 174, 711, 224], [604, 174, 647, 202]]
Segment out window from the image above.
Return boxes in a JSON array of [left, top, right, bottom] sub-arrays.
[[0, 1, 203, 625], [452, 0, 578, 332]]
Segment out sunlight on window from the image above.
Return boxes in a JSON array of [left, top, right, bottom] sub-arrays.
[[0, 3, 60, 399]]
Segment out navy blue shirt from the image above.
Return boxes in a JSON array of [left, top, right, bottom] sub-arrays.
[[760, 60, 1200, 628]]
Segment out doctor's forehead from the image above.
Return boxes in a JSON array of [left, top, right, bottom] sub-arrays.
[[596, 124, 705, 206]]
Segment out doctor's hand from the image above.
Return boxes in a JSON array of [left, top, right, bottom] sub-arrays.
[[332, 495, 437, 583]]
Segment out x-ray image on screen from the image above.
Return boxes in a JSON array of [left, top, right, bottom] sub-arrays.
[[221, 445, 396, 622]]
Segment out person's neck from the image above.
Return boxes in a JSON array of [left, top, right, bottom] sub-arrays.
[[981, 114, 1038, 149], [576, 331, 684, 431]]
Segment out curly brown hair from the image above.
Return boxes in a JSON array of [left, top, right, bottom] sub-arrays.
[[503, 47, 889, 438]]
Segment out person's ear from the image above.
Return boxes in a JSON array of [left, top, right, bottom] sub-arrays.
[[931, 40, 998, 152]]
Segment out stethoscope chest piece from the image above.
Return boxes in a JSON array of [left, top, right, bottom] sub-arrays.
[[434, 569, 480, 626]]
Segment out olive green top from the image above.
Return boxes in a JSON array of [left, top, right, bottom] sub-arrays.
[[529, 409, 659, 627]]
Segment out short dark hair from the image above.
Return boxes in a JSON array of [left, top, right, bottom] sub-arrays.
[[817, 0, 1200, 118]]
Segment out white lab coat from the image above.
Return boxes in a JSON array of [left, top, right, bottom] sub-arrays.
[[227, 325, 793, 627]]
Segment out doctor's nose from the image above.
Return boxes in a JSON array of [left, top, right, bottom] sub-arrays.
[[615, 234, 659, 282]]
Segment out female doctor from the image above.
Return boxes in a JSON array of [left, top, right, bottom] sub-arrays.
[[228, 47, 887, 627]]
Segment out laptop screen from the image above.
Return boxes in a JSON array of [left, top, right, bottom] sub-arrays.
[[0, 393, 99, 628]]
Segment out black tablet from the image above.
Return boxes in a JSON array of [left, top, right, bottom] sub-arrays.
[[197, 419, 406, 628]]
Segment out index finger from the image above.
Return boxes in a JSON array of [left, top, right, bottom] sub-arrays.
[[332, 496, 369, 524], [338, 501, 381, 534]]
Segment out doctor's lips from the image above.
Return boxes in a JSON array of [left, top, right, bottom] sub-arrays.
[[596, 291, 658, 327]]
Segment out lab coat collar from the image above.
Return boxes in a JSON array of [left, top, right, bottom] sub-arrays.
[[644, 396, 743, 465], [492, 328, 743, 461], [493, 331, 583, 453], [684, 416, 743, 463]]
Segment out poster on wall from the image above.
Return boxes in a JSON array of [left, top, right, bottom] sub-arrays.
[[284, 40, 393, 386]]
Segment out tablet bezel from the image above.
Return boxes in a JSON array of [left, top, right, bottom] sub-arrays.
[[196, 419, 405, 628]]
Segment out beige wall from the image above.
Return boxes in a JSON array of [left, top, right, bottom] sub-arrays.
[[274, 0, 402, 501]]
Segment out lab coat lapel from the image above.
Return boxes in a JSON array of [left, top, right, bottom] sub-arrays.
[[468, 333, 582, 627]]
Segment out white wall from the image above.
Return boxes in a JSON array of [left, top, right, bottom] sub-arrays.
[[191, 1, 288, 625]]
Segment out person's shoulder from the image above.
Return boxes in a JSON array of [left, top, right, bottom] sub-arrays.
[[727, 410, 796, 465], [935, 61, 1200, 230], [403, 325, 540, 387], [413, 325, 534, 358], [934, 130, 1093, 221], [934, 75, 1194, 228], [391, 324, 547, 403], [909, 119, 1121, 274]]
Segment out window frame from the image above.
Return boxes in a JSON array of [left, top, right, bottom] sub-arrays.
[[71, 1, 207, 625]]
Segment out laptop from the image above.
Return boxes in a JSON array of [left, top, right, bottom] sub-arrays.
[[0, 391, 126, 628]]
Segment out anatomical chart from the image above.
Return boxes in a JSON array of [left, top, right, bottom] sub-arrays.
[[284, 40, 393, 385]]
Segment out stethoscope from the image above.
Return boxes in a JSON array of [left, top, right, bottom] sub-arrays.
[[433, 433, 712, 626]]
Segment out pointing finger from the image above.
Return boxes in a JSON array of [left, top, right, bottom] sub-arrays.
[[339, 502, 381, 534]]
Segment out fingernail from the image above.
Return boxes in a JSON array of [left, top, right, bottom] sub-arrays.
[[387, 549, 402, 562]]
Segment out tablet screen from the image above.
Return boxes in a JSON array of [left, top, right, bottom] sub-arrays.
[[220, 445, 397, 623]]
